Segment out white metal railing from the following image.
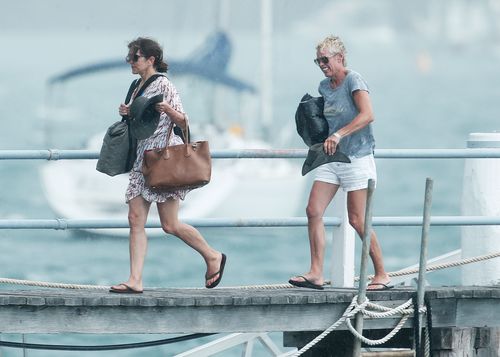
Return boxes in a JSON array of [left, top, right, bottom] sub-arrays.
[[2, 147, 500, 356], [2, 216, 500, 230], [2, 148, 500, 160], [2, 147, 500, 287]]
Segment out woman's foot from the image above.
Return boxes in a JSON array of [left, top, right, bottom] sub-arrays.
[[288, 275, 324, 290], [367, 274, 392, 290], [109, 282, 143, 294], [205, 253, 226, 289]]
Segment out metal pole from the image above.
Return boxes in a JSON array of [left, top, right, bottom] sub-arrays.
[[352, 179, 376, 357], [330, 190, 355, 287], [416, 178, 433, 351], [260, 0, 273, 141], [462, 133, 500, 285], [22, 334, 27, 357]]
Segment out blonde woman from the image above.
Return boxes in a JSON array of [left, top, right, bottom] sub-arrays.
[[289, 35, 390, 290]]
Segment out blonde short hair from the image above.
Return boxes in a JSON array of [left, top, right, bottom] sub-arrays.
[[316, 35, 347, 66]]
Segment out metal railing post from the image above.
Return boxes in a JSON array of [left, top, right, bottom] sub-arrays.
[[352, 179, 376, 357], [461, 133, 500, 285], [416, 178, 433, 353], [330, 190, 355, 287]]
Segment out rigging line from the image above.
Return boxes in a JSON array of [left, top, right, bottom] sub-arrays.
[[355, 250, 500, 282], [0, 333, 216, 351]]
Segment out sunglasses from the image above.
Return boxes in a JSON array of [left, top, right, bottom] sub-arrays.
[[126, 53, 146, 62], [314, 54, 336, 66]]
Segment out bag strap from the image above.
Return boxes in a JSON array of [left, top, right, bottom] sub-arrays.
[[122, 74, 164, 170], [166, 114, 190, 144], [135, 73, 163, 98], [121, 79, 140, 123], [125, 79, 140, 105], [121, 74, 164, 123]]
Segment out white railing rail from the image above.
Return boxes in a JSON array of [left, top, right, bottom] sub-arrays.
[[2, 147, 500, 288], [2, 148, 500, 160], [2, 147, 500, 356], [2, 216, 500, 230]]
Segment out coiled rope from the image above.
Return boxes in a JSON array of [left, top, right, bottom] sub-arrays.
[[289, 295, 422, 356]]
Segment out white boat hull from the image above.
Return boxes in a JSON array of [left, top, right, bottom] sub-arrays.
[[40, 153, 307, 237]]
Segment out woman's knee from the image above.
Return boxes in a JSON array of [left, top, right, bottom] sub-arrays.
[[348, 214, 364, 233], [306, 202, 323, 220], [161, 222, 179, 235], [128, 210, 146, 228]]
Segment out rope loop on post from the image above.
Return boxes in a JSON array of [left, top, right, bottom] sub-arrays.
[[290, 295, 419, 356]]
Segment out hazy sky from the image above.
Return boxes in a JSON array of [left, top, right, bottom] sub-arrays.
[[1, 0, 330, 33]]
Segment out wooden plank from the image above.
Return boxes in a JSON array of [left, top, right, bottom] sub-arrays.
[[0, 300, 414, 334], [428, 298, 457, 327], [456, 299, 500, 327], [0, 287, 498, 334], [430, 327, 500, 356]]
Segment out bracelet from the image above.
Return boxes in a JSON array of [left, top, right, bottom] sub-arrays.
[[333, 132, 342, 140]]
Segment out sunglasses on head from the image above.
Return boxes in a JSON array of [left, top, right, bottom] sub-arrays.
[[314, 54, 336, 66], [126, 53, 146, 62]]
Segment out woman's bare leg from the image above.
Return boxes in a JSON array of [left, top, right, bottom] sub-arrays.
[[157, 199, 223, 287], [347, 189, 390, 289], [290, 181, 339, 286], [110, 196, 151, 292]]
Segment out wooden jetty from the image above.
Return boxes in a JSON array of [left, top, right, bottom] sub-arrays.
[[0, 285, 499, 356]]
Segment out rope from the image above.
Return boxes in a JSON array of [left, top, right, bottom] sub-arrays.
[[290, 296, 419, 356], [0, 250, 498, 291], [290, 297, 364, 356], [345, 314, 410, 346], [413, 295, 432, 357], [217, 283, 294, 290], [424, 296, 433, 357], [424, 326, 430, 357], [356, 250, 500, 282], [0, 278, 295, 290], [0, 278, 109, 290], [413, 296, 422, 357]]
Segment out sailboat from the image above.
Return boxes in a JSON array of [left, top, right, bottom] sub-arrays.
[[40, 31, 307, 237]]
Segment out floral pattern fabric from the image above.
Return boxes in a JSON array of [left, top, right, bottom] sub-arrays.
[[125, 75, 189, 203]]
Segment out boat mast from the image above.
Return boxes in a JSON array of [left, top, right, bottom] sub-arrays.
[[260, 0, 273, 142]]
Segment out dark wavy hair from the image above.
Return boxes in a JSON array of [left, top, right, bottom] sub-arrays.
[[127, 37, 168, 73]]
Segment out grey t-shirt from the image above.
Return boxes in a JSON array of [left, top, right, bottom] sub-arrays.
[[318, 70, 375, 158]]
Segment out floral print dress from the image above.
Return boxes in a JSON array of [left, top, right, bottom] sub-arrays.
[[125, 75, 189, 203]]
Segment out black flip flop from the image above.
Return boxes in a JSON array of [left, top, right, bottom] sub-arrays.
[[367, 282, 393, 291], [288, 276, 324, 290], [206, 253, 226, 289], [109, 283, 143, 294]]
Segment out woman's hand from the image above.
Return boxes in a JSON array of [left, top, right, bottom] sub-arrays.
[[118, 103, 129, 116], [155, 100, 172, 114], [323, 134, 340, 155], [154, 100, 187, 130]]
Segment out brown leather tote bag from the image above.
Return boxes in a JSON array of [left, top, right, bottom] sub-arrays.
[[142, 121, 211, 192]]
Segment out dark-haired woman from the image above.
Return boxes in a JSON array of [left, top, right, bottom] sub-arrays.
[[110, 37, 226, 293]]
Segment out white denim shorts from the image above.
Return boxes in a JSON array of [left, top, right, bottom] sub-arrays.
[[314, 154, 377, 192]]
